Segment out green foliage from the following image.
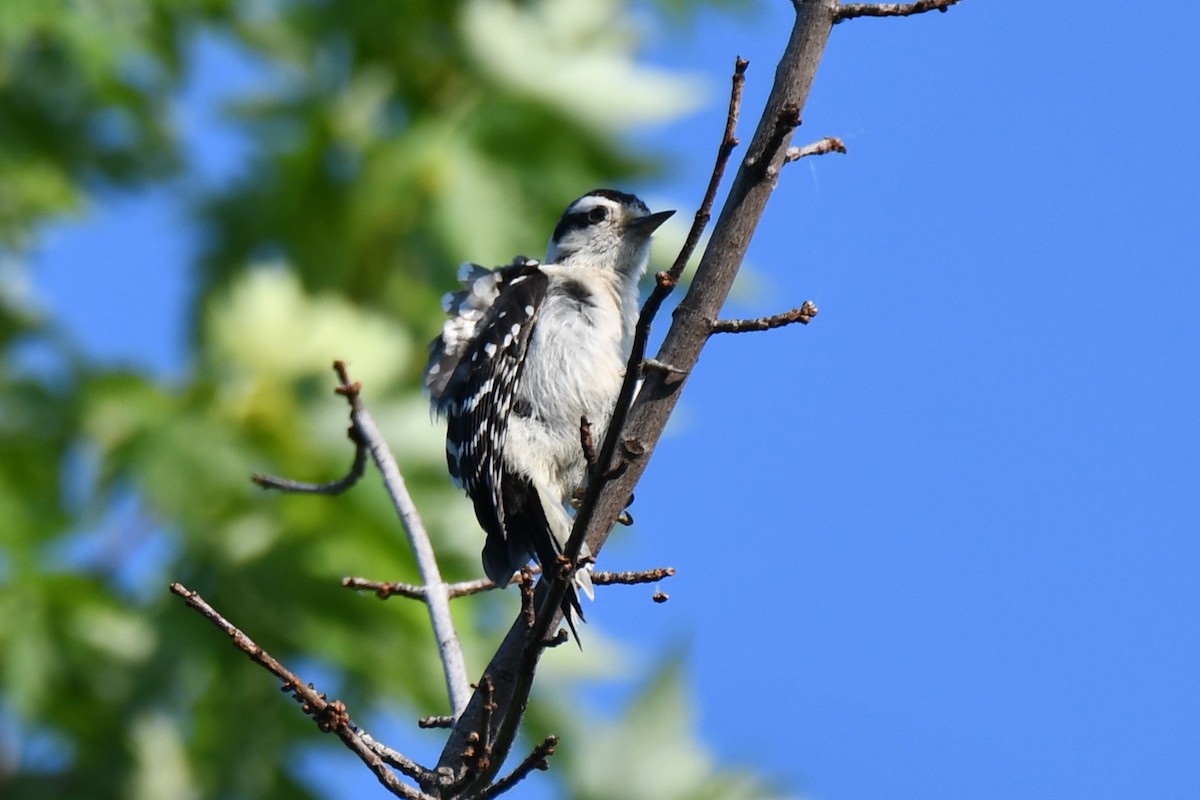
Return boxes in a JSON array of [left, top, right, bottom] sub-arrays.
[[192, 0, 696, 329], [0, 0, 229, 245], [0, 0, 771, 798]]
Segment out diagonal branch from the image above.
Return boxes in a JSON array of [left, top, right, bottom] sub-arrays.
[[666, 56, 750, 285], [565, 53, 752, 568], [328, 362, 472, 720], [356, 728, 433, 782], [426, 54, 759, 795], [434, 17, 830, 789], [169, 583, 432, 799], [249, 362, 470, 719], [468, 735, 559, 800], [438, 53, 759, 795]]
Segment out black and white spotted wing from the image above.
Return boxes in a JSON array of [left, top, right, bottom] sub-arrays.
[[438, 260, 548, 567]]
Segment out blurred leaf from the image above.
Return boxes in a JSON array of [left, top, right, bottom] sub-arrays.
[[0, 0, 781, 797], [544, 656, 793, 800], [0, 0, 226, 246]]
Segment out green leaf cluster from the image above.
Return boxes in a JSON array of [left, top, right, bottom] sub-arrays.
[[0, 1, 775, 798]]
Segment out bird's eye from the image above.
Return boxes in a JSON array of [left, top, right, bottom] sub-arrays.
[[587, 206, 608, 224]]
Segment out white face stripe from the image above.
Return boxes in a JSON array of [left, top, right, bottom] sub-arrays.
[[563, 195, 622, 215], [569, 189, 651, 215]]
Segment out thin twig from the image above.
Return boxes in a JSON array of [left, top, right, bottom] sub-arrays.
[[446, 54, 754, 787], [344, 564, 672, 602], [469, 736, 559, 800], [518, 567, 537, 628], [667, 56, 750, 284], [642, 357, 689, 376], [418, 716, 455, 730], [331, 362, 472, 720], [565, 54, 752, 562], [169, 582, 431, 799], [493, 35, 745, 713], [835, 0, 961, 23], [251, 427, 368, 494], [356, 727, 433, 781], [343, 576, 428, 600], [591, 567, 676, 586], [784, 136, 846, 162], [579, 416, 598, 472], [345, 573, 529, 600], [459, 677, 496, 779], [711, 301, 819, 334]]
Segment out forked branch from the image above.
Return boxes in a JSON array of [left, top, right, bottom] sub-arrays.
[[254, 362, 471, 720]]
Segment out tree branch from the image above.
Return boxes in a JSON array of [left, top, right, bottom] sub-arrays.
[[835, 0, 961, 23], [434, 4, 843, 787], [342, 566, 675, 602], [251, 427, 368, 494], [357, 728, 434, 782], [565, 51, 753, 573], [591, 567, 676, 586], [468, 735, 558, 800], [667, 56, 750, 284], [711, 301, 819, 334], [343, 575, 501, 602], [329, 362, 473, 720], [784, 136, 846, 162], [258, 362, 472, 721], [169, 583, 433, 799]]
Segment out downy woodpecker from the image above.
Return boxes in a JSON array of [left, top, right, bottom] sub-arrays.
[[425, 189, 674, 638]]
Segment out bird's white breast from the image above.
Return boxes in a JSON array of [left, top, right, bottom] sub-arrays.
[[505, 267, 631, 496]]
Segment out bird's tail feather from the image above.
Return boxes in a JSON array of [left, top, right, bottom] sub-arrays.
[[561, 581, 585, 648]]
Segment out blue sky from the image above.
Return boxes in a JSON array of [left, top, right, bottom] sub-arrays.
[[31, 1, 1200, 798]]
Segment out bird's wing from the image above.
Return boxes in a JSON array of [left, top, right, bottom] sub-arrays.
[[429, 259, 548, 576]]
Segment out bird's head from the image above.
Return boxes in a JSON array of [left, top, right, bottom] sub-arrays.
[[545, 189, 675, 276]]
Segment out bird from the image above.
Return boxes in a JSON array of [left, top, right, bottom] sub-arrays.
[[425, 189, 674, 640]]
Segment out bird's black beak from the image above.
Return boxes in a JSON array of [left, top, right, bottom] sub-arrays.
[[629, 209, 676, 234]]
